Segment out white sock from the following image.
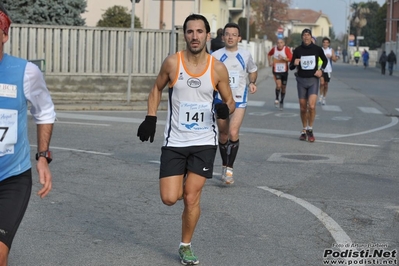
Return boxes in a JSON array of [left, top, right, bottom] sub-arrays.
[[180, 242, 191, 248]]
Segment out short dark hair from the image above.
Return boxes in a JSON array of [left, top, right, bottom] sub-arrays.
[[322, 37, 331, 43], [223, 23, 241, 36], [183, 14, 210, 34]]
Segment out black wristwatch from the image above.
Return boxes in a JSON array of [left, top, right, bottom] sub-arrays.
[[36, 150, 52, 164]]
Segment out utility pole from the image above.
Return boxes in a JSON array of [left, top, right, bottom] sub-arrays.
[[246, 0, 250, 45], [170, 0, 176, 55], [127, 0, 137, 103], [389, 0, 393, 51]]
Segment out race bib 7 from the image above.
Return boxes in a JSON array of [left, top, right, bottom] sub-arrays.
[[0, 109, 18, 156]]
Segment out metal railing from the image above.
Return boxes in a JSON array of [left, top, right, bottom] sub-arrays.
[[6, 24, 270, 76], [6, 24, 172, 75]]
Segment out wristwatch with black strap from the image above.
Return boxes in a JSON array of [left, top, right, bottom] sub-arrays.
[[36, 150, 52, 164]]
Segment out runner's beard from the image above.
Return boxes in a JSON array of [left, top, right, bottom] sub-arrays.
[[188, 42, 206, 55]]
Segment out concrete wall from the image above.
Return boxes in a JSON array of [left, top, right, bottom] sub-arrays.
[[46, 74, 158, 103]]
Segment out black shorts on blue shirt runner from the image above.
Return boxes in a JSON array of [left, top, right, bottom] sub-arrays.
[[0, 169, 32, 249]]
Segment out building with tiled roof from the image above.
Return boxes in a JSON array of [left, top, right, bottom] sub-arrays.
[[284, 8, 332, 39]]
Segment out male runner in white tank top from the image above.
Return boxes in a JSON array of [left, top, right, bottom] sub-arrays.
[[137, 14, 235, 265], [267, 38, 292, 110]]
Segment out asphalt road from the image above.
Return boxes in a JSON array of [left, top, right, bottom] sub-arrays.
[[9, 62, 399, 266]]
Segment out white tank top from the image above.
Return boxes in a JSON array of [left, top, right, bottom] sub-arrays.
[[163, 51, 218, 147], [272, 46, 289, 73], [272, 46, 288, 59], [323, 47, 333, 73]]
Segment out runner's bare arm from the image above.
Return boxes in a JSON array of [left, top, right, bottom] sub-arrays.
[[147, 55, 177, 116], [248, 71, 258, 94], [36, 123, 53, 198], [331, 49, 338, 62]]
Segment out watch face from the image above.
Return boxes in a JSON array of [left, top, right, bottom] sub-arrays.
[[36, 151, 52, 163]]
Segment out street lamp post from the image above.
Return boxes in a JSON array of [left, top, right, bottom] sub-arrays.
[[170, 0, 176, 55], [389, 0, 393, 51], [127, 1, 137, 103], [246, 0, 250, 44], [346, 0, 352, 63], [337, 0, 350, 62]]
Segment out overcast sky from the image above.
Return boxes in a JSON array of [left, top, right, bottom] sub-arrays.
[[290, 0, 386, 36]]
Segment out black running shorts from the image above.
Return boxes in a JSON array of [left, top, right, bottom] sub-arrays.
[[0, 169, 32, 249], [160, 145, 217, 179], [273, 72, 289, 85], [322, 72, 331, 82]]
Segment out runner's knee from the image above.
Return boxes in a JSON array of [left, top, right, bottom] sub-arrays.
[[0, 243, 8, 266], [161, 195, 178, 206]]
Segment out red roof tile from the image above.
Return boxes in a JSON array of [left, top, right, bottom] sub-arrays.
[[286, 9, 324, 24]]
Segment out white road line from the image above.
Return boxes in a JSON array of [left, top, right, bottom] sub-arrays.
[[357, 107, 382, 114], [242, 117, 397, 140], [282, 102, 300, 109], [321, 105, 342, 112], [334, 117, 398, 138], [251, 102, 343, 111], [247, 101, 265, 107], [240, 127, 343, 138], [250, 102, 389, 115], [396, 108, 399, 113], [385, 206, 399, 214], [258, 186, 352, 247], [315, 140, 380, 147], [54, 113, 164, 124], [55, 121, 110, 126], [30, 145, 113, 156]]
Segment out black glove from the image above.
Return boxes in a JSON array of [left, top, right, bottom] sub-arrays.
[[215, 103, 229, 119], [137, 115, 157, 143]]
